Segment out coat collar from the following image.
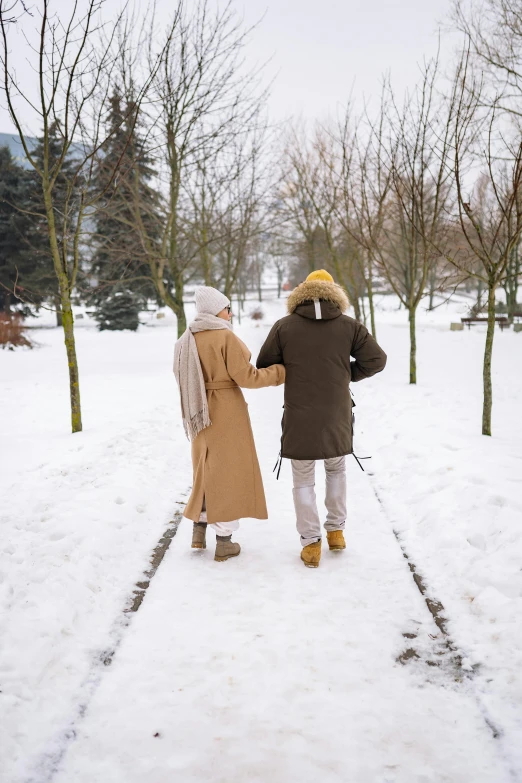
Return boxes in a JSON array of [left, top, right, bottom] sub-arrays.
[[287, 280, 350, 317]]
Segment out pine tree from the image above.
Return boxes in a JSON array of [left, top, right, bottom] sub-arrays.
[[93, 288, 140, 331], [0, 146, 46, 313], [88, 89, 161, 307]]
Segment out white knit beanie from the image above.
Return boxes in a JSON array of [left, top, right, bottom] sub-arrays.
[[194, 286, 230, 316]]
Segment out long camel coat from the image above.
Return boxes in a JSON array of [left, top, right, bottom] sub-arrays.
[[183, 328, 285, 524]]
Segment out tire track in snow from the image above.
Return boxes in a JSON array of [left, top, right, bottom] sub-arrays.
[[367, 470, 520, 782], [371, 478, 468, 678], [25, 502, 186, 783]]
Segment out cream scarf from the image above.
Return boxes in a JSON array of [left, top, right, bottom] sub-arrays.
[[173, 313, 231, 440]]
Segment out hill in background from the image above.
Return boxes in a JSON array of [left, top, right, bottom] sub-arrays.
[[0, 132, 37, 168]]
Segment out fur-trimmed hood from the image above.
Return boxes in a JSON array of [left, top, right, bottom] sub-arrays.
[[287, 279, 350, 315]]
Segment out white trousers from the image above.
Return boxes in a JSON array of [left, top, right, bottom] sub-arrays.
[[198, 510, 239, 536], [291, 456, 347, 547]]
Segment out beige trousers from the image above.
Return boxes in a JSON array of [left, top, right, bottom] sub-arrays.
[[199, 499, 239, 536], [291, 457, 347, 547]]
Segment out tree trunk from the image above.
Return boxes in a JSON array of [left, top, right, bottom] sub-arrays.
[[359, 295, 367, 327], [44, 187, 82, 433], [482, 282, 496, 436], [55, 294, 63, 327], [223, 250, 234, 301], [203, 261, 212, 287], [307, 242, 315, 273], [60, 291, 82, 433], [365, 250, 376, 337], [345, 279, 361, 321], [154, 272, 186, 337], [505, 284, 515, 321], [427, 267, 437, 312], [3, 292, 11, 314], [504, 245, 519, 321], [165, 291, 186, 337], [277, 269, 282, 298], [173, 274, 186, 338], [476, 279, 483, 312], [201, 227, 212, 286], [367, 274, 377, 339], [409, 306, 417, 385]]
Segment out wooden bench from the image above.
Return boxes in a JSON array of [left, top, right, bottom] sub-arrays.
[[461, 317, 510, 331]]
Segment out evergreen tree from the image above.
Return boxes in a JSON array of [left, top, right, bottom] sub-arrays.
[[93, 288, 140, 331], [88, 88, 162, 307], [0, 146, 46, 313]]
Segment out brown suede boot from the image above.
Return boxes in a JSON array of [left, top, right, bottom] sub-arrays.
[[215, 535, 241, 562], [191, 522, 207, 549], [301, 540, 321, 568], [327, 530, 346, 551]]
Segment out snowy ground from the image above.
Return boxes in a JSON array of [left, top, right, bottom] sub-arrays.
[[1, 293, 521, 782]]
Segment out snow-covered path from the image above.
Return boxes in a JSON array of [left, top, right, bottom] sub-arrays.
[[2, 296, 521, 782], [49, 346, 510, 783], [51, 421, 508, 783]]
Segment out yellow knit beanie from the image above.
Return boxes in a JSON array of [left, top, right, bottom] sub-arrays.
[[306, 269, 334, 283]]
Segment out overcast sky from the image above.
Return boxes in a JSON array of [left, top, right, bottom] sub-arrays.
[[239, 0, 456, 121], [0, 0, 457, 135]]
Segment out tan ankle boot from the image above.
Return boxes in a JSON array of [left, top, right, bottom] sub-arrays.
[[191, 522, 207, 549], [327, 530, 346, 551], [301, 540, 321, 568], [215, 535, 241, 562]]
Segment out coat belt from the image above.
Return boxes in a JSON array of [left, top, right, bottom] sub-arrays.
[[205, 380, 239, 390]]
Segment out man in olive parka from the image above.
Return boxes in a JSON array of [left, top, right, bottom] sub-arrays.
[[256, 270, 387, 568]]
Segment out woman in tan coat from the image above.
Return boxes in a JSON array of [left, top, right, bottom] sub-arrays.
[[174, 286, 285, 562]]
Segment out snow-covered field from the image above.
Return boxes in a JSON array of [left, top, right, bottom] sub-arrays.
[[1, 294, 521, 782]]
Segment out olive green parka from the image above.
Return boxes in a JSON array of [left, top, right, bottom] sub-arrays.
[[256, 280, 387, 460]]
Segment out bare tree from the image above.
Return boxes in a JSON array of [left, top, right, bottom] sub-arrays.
[[372, 63, 457, 384], [0, 0, 161, 432], [333, 99, 394, 339], [217, 127, 274, 301], [269, 236, 289, 298], [279, 124, 326, 277], [452, 0, 522, 317], [130, 0, 267, 337], [184, 150, 229, 288], [453, 0, 522, 114], [281, 122, 367, 319], [502, 240, 521, 318], [446, 49, 522, 435]]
